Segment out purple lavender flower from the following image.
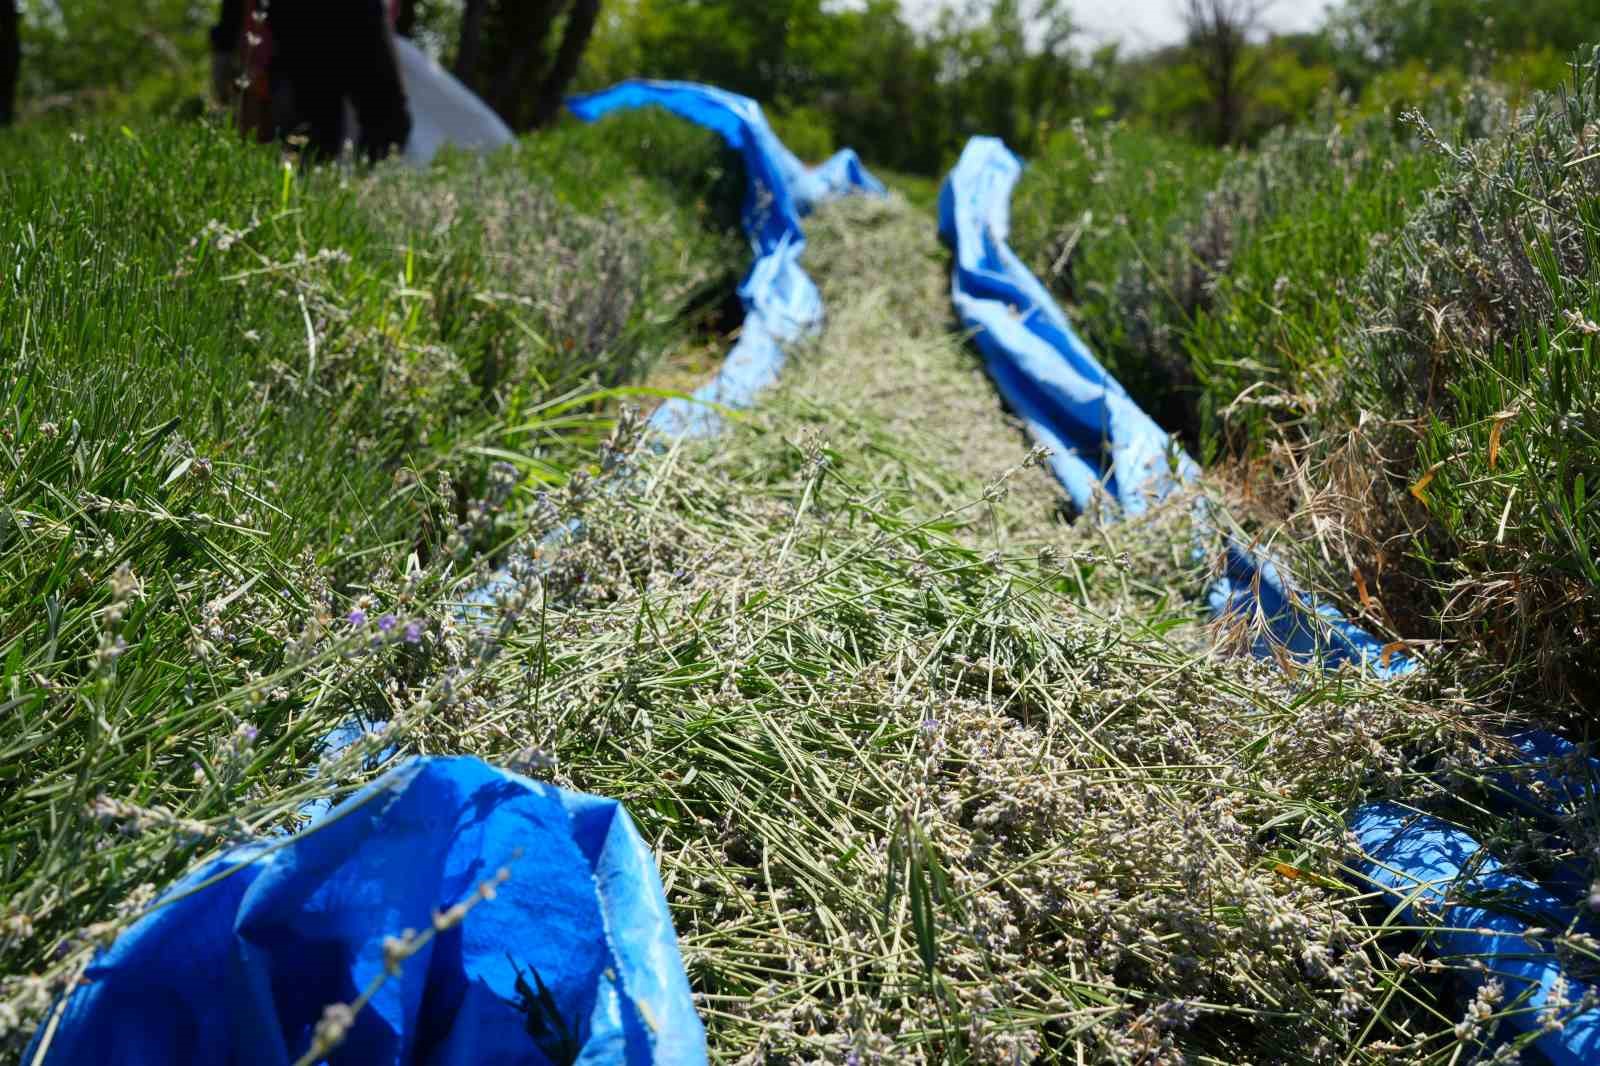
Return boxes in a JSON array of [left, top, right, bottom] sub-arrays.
[[378, 613, 398, 633], [347, 608, 367, 627], [241, 725, 259, 744], [403, 621, 423, 644]]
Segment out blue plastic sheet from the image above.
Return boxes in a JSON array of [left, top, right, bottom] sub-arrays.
[[1206, 539, 1413, 675], [30, 757, 705, 1066], [938, 137, 1197, 516], [1492, 731, 1600, 824], [1351, 803, 1600, 1064], [1464, 731, 1600, 896], [937, 135, 1408, 676], [935, 135, 1600, 1044], [568, 81, 884, 437]]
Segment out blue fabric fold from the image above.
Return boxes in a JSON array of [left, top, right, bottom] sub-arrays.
[[937, 135, 1410, 677], [1491, 731, 1600, 825], [1420, 731, 1600, 906], [1351, 803, 1600, 1065], [31, 758, 706, 1066], [1206, 537, 1414, 675], [568, 80, 884, 438], [937, 136, 1195, 516]]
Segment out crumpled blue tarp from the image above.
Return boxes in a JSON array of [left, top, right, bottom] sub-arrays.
[[568, 80, 884, 438], [1492, 730, 1600, 823], [938, 136, 1197, 516], [937, 135, 1409, 677], [1449, 730, 1600, 905], [1206, 538, 1412, 674], [30, 757, 705, 1066], [1351, 803, 1600, 1065]]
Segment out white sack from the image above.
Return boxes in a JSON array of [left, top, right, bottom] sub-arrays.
[[393, 35, 515, 166]]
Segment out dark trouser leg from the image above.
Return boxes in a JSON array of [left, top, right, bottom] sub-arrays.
[[269, 0, 409, 161], [273, 61, 346, 159], [344, 3, 412, 161]]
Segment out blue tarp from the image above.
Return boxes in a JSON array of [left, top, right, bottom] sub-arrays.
[[1492, 730, 1600, 824], [568, 81, 884, 438], [1476, 732, 1600, 906], [1352, 803, 1600, 1064], [30, 758, 704, 1066], [938, 136, 1198, 516], [1206, 539, 1412, 674], [937, 135, 1408, 677]]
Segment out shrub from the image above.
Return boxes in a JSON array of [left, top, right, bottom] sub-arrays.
[[770, 102, 836, 164], [1319, 47, 1600, 701], [0, 110, 740, 1053]]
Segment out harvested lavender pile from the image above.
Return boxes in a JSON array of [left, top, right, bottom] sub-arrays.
[[438, 197, 1495, 1063]]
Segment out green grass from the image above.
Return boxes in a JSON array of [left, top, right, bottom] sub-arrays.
[[873, 167, 941, 213], [6, 74, 1600, 1066], [1009, 115, 1450, 459], [1012, 54, 1600, 707], [1008, 83, 1513, 461], [0, 109, 743, 1053], [1153, 119, 1441, 460]]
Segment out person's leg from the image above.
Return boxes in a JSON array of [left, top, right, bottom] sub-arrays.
[[275, 63, 345, 158], [341, 0, 412, 161], [266, 2, 348, 158], [264, 0, 408, 162]]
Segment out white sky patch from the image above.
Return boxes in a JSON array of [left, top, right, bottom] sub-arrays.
[[898, 0, 1336, 51]]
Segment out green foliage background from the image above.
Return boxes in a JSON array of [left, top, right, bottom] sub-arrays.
[[11, 0, 1600, 170]]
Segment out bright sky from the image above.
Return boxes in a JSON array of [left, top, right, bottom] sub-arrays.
[[901, 0, 1335, 51]]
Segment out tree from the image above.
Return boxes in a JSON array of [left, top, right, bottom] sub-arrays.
[[455, 0, 604, 132], [578, 0, 837, 106], [1018, 0, 1078, 142], [454, 0, 487, 86], [1331, 0, 1600, 90], [924, 0, 1077, 157], [1, 0, 20, 125], [1180, 0, 1266, 145], [529, 0, 600, 127]]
